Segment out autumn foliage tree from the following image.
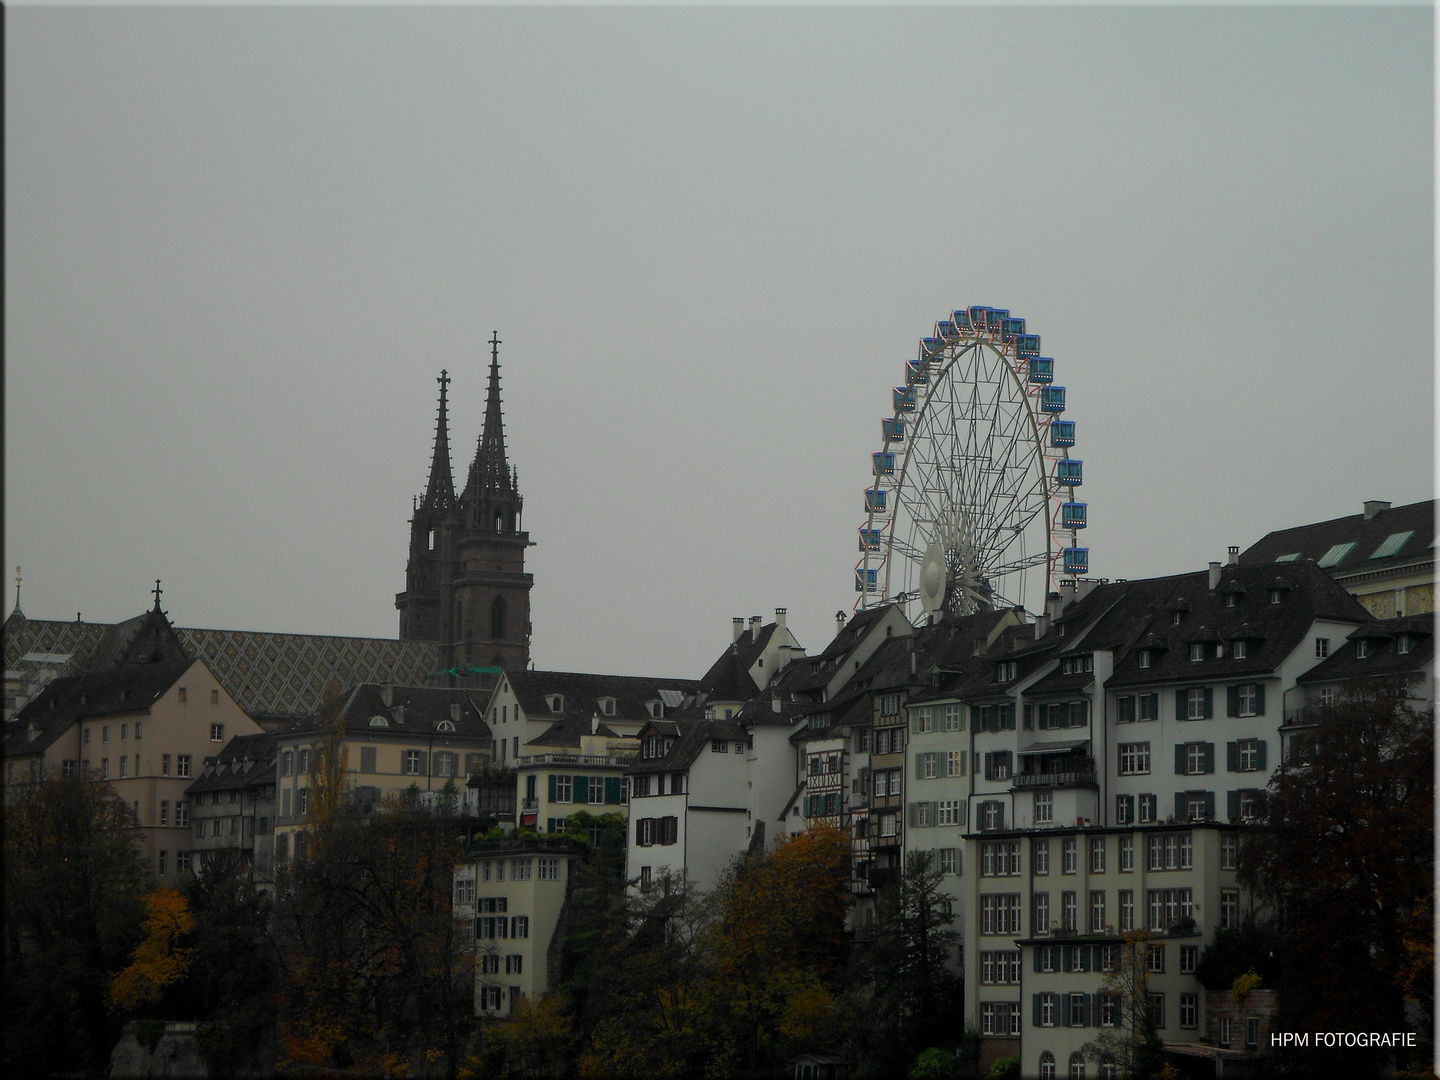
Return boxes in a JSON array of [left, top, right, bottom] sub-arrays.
[[109, 889, 195, 1014], [1238, 682, 1433, 1078]]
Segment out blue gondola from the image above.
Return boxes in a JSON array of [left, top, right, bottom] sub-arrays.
[[1040, 386, 1066, 413], [865, 487, 888, 513], [858, 527, 883, 552], [968, 306, 989, 327], [1001, 317, 1026, 340], [952, 310, 971, 332], [1015, 333, 1041, 357], [920, 336, 940, 354], [1050, 420, 1076, 447], [856, 567, 879, 592], [893, 386, 916, 412], [1056, 459, 1083, 486], [1061, 502, 1087, 529], [1063, 547, 1090, 574], [937, 320, 957, 339], [1028, 357, 1055, 384], [873, 452, 896, 475], [882, 417, 905, 443], [905, 360, 930, 385]]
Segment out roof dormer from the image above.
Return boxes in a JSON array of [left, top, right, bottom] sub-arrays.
[[547, 694, 564, 714], [598, 697, 616, 717]]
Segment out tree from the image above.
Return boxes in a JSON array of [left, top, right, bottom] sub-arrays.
[[3, 776, 151, 1075], [1238, 683, 1433, 1078], [1082, 931, 1166, 1080], [109, 889, 195, 1014]]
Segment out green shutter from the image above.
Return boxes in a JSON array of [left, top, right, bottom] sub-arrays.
[[1034, 948, 1043, 973], [1203, 743, 1215, 774], [1175, 690, 1186, 720], [548, 774, 556, 801], [1226, 686, 1238, 718], [1174, 792, 1187, 820], [1033, 994, 1042, 1026], [1123, 794, 1135, 821], [1255, 684, 1266, 716], [605, 776, 621, 804], [1226, 742, 1238, 772], [1257, 741, 1267, 771], [1205, 791, 1216, 819], [1227, 791, 1239, 820], [914, 754, 924, 779], [1204, 688, 1214, 718], [1174, 744, 1186, 775], [573, 775, 588, 803]]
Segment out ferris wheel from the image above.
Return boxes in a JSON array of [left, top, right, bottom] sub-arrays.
[[853, 306, 1088, 619]]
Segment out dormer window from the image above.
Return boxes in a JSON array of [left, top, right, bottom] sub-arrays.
[[1225, 595, 1237, 609], [437, 720, 456, 732], [369, 716, 389, 728], [1397, 635, 1414, 656], [1189, 643, 1204, 662], [600, 698, 616, 716], [647, 701, 663, 719], [1215, 643, 1225, 659], [997, 660, 1017, 682], [1138, 651, 1151, 669], [1269, 591, 1282, 605], [548, 695, 564, 714], [1356, 640, 1370, 659], [1233, 640, 1248, 660], [1172, 612, 1183, 626]]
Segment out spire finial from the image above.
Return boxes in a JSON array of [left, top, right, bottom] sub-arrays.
[[13, 566, 20, 613], [152, 579, 163, 609]]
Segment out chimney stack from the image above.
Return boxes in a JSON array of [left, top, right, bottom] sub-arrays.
[[836, 610, 847, 635], [732, 617, 744, 643], [775, 607, 787, 633], [750, 615, 762, 641], [591, 715, 599, 735], [1227, 545, 1239, 565], [450, 703, 461, 723], [1046, 592, 1064, 622], [1208, 562, 1221, 591], [1364, 500, 1391, 521]]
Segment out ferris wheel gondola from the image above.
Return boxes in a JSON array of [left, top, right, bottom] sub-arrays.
[[853, 306, 1089, 620]]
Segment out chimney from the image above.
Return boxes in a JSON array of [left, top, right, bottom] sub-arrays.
[[1045, 592, 1064, 622], [591, 715, 599, 735], [750, 615, 762, 641], [391, 705, 405, 726], [775, 607, 787, 633], [732, 617, 745, 642], [910, 652, 917, 675], [450, 702, 462, 723], [1227, 545, 1239, 565], [1208, 562, 1221, 591], [381, 683, 394, 708], [1364, 500, 1391, 521], [771, 692, 782, 714], [836, 610, 847, 634], [1035, 613, 1051, 640]]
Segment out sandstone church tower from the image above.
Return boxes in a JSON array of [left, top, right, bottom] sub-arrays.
[[396, 333, 532, 671]]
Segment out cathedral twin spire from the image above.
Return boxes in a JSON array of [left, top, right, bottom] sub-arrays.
[[420, 331, 515, 515]]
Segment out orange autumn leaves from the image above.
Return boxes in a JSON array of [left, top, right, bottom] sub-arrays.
[[109, 889, 195, 1014]]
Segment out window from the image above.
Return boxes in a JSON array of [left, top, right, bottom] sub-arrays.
[[297, 788, 308, 816], [404, 750, 422, 776], [1220, 1017, 1232, 1047], [434, 751, 455, 777], [1148, 944, 1165, 973], [945, 751, 964, 776], [1138, 693, 1158, 722], [1189, 643, 1204, 662], [211, 723, 225, 742], [177, 852, 192, 873], [538, 857, 560, 881], [938, 848, 958, 874], [1061, 891, 1077, 930], [984, 751, 1013, 781], [178, 688, 187, 704], [174, 800, 188, 827], [1315, 637, 1330, 658], [511, 858, 532, 881], [981, 841, 1020, 876], [158, 800, 169, 825], [280, 751, 292, 776], [1119, 890, 1134, 931], [1137, 794, 1156, 823], [512, 916, 529, 939], [299, 749, 310, 774], [1185, 687, 1209, 720], [1118, 742, 1150, 775], [1089, 837, 1106, 873], [1090, 890, 1106, 932], [454, 877, 476, 906], [118, 757, 127, 778], [1236, 684, 1258, 717], [1119, 835, 1133, 872], [711, 739, 728, 753], [1398, 635, 1415, 655], [1246, 1017, 1260, 1050], [980, 894, 1021, 934], [943, 704, 962, 731], [1146, 888, 1194, 931], [1182, 742, 1213, 775], [102, 726, 110, 744], [1062, 838, 1077, 874], [1233, 639, 1248, 659], [1221, 888, 1240, 930], [980, 801, 1005, 831], [921, 752, 938, 779], [176, 754, 192, 778], [911, 707, 932, 734], [1147, 833, 1193, 871], [1233, 738, 1264, 773], [1034, 791, 1053, 825], [505, 954, 523, 975], [980, 950, 1022, 985], [1033, 892, 1049, 934], [1149, 994, 1166, 1030], [937, 800, 963, 826], [1039, 994, 1056, 1027], [1180, 945, 1198, 974], [1221, 833, 1238, 870]]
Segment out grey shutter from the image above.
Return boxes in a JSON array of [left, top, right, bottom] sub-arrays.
[[548, 774, 557, 801], [1175, 792, 1188, 820], [1059, 991, 1070, 1027], [1174, 744, 1186, 775], [907, 804, 918, 828], [1033, 994, 1042, 1026], [1203, 743, 1215, 774], [1226, 686, 1238, 718], [1205, 791, 1216, 819], [418, 752, 429, 776], [1257, 740, 1267, 770], [1023, 703, 1033, 730], [1123, 794, 1135, 821], [958, 800, 968, 825], [1227, 790, 1239, 820], [915, 753, 925, 779], [1175, 690, 1186, 720], [1226, 742, 1238, 772], [1034, 948, 1043, 972], [1255, 684, 1266, 716], [929, 801, 939, 825], [1204, 688, 1214, 718]]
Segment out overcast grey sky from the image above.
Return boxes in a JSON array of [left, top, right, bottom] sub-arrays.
[[6, 4, 1433, 680]]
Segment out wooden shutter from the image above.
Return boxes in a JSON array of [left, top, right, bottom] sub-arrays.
[[907, 804, 919, 828], [929, 801, 939, 824], [957, 800, 968, 825], [548, 774, 557, 801], [1174, 792, 1187, 820], [1226, 742, 1238, 771], [1204, 688, 1214, 718], [1122, 794, 1134, 821], [1205, 791, 1216, 820], [1033, 994, 1042, 1026], [1227, 790, 1239, 820], [1226, 686, 1239, 718], [1255, 684, 1266, 716], [573, 775, 588, 803], [1175, 689, 1186, 720], [914, 754, 925, 779], [605, 776, 621, 804], [417, 752, 429, 776], [1203, 743, 1215, 773], [1256, 740, 1267, 770], [1174, 744, 1186, 775], [1034, 948, 1043, 972]]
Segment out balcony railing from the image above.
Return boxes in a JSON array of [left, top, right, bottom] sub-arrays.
[[514, 752, 635, 768], [1012, 761, 1098, 789]]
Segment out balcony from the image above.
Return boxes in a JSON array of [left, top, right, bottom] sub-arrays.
[[1012, 759, 1098, 789], [514, 752, 635, 768]]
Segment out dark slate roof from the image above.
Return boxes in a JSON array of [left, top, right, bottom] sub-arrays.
[[697, 622, 780, 701], [186, 732, 277, 796], [5, 659, 195, 759], [1105, 561, 1372, 688], [290, 682, 493, 741], [1296, 613, 1435, 686], [629, 717, 747, 775], [777, 605, 901, 695], [504, 670, 699, 728], [524, 713, 627, 750], [1238, 499, 1435, 579]]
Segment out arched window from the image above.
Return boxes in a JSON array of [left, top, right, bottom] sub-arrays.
[[1069, 1052, 1086, 1080], [1039, 1052, 1055, 1080], [491, 595, 506, 640], [494, 508, 503, 533]]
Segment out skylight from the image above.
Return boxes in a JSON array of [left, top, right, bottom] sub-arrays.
[[1317, 542, 1356, 568], [1275, 553, 1301, 563], [1369, 531, 1414, 560]]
